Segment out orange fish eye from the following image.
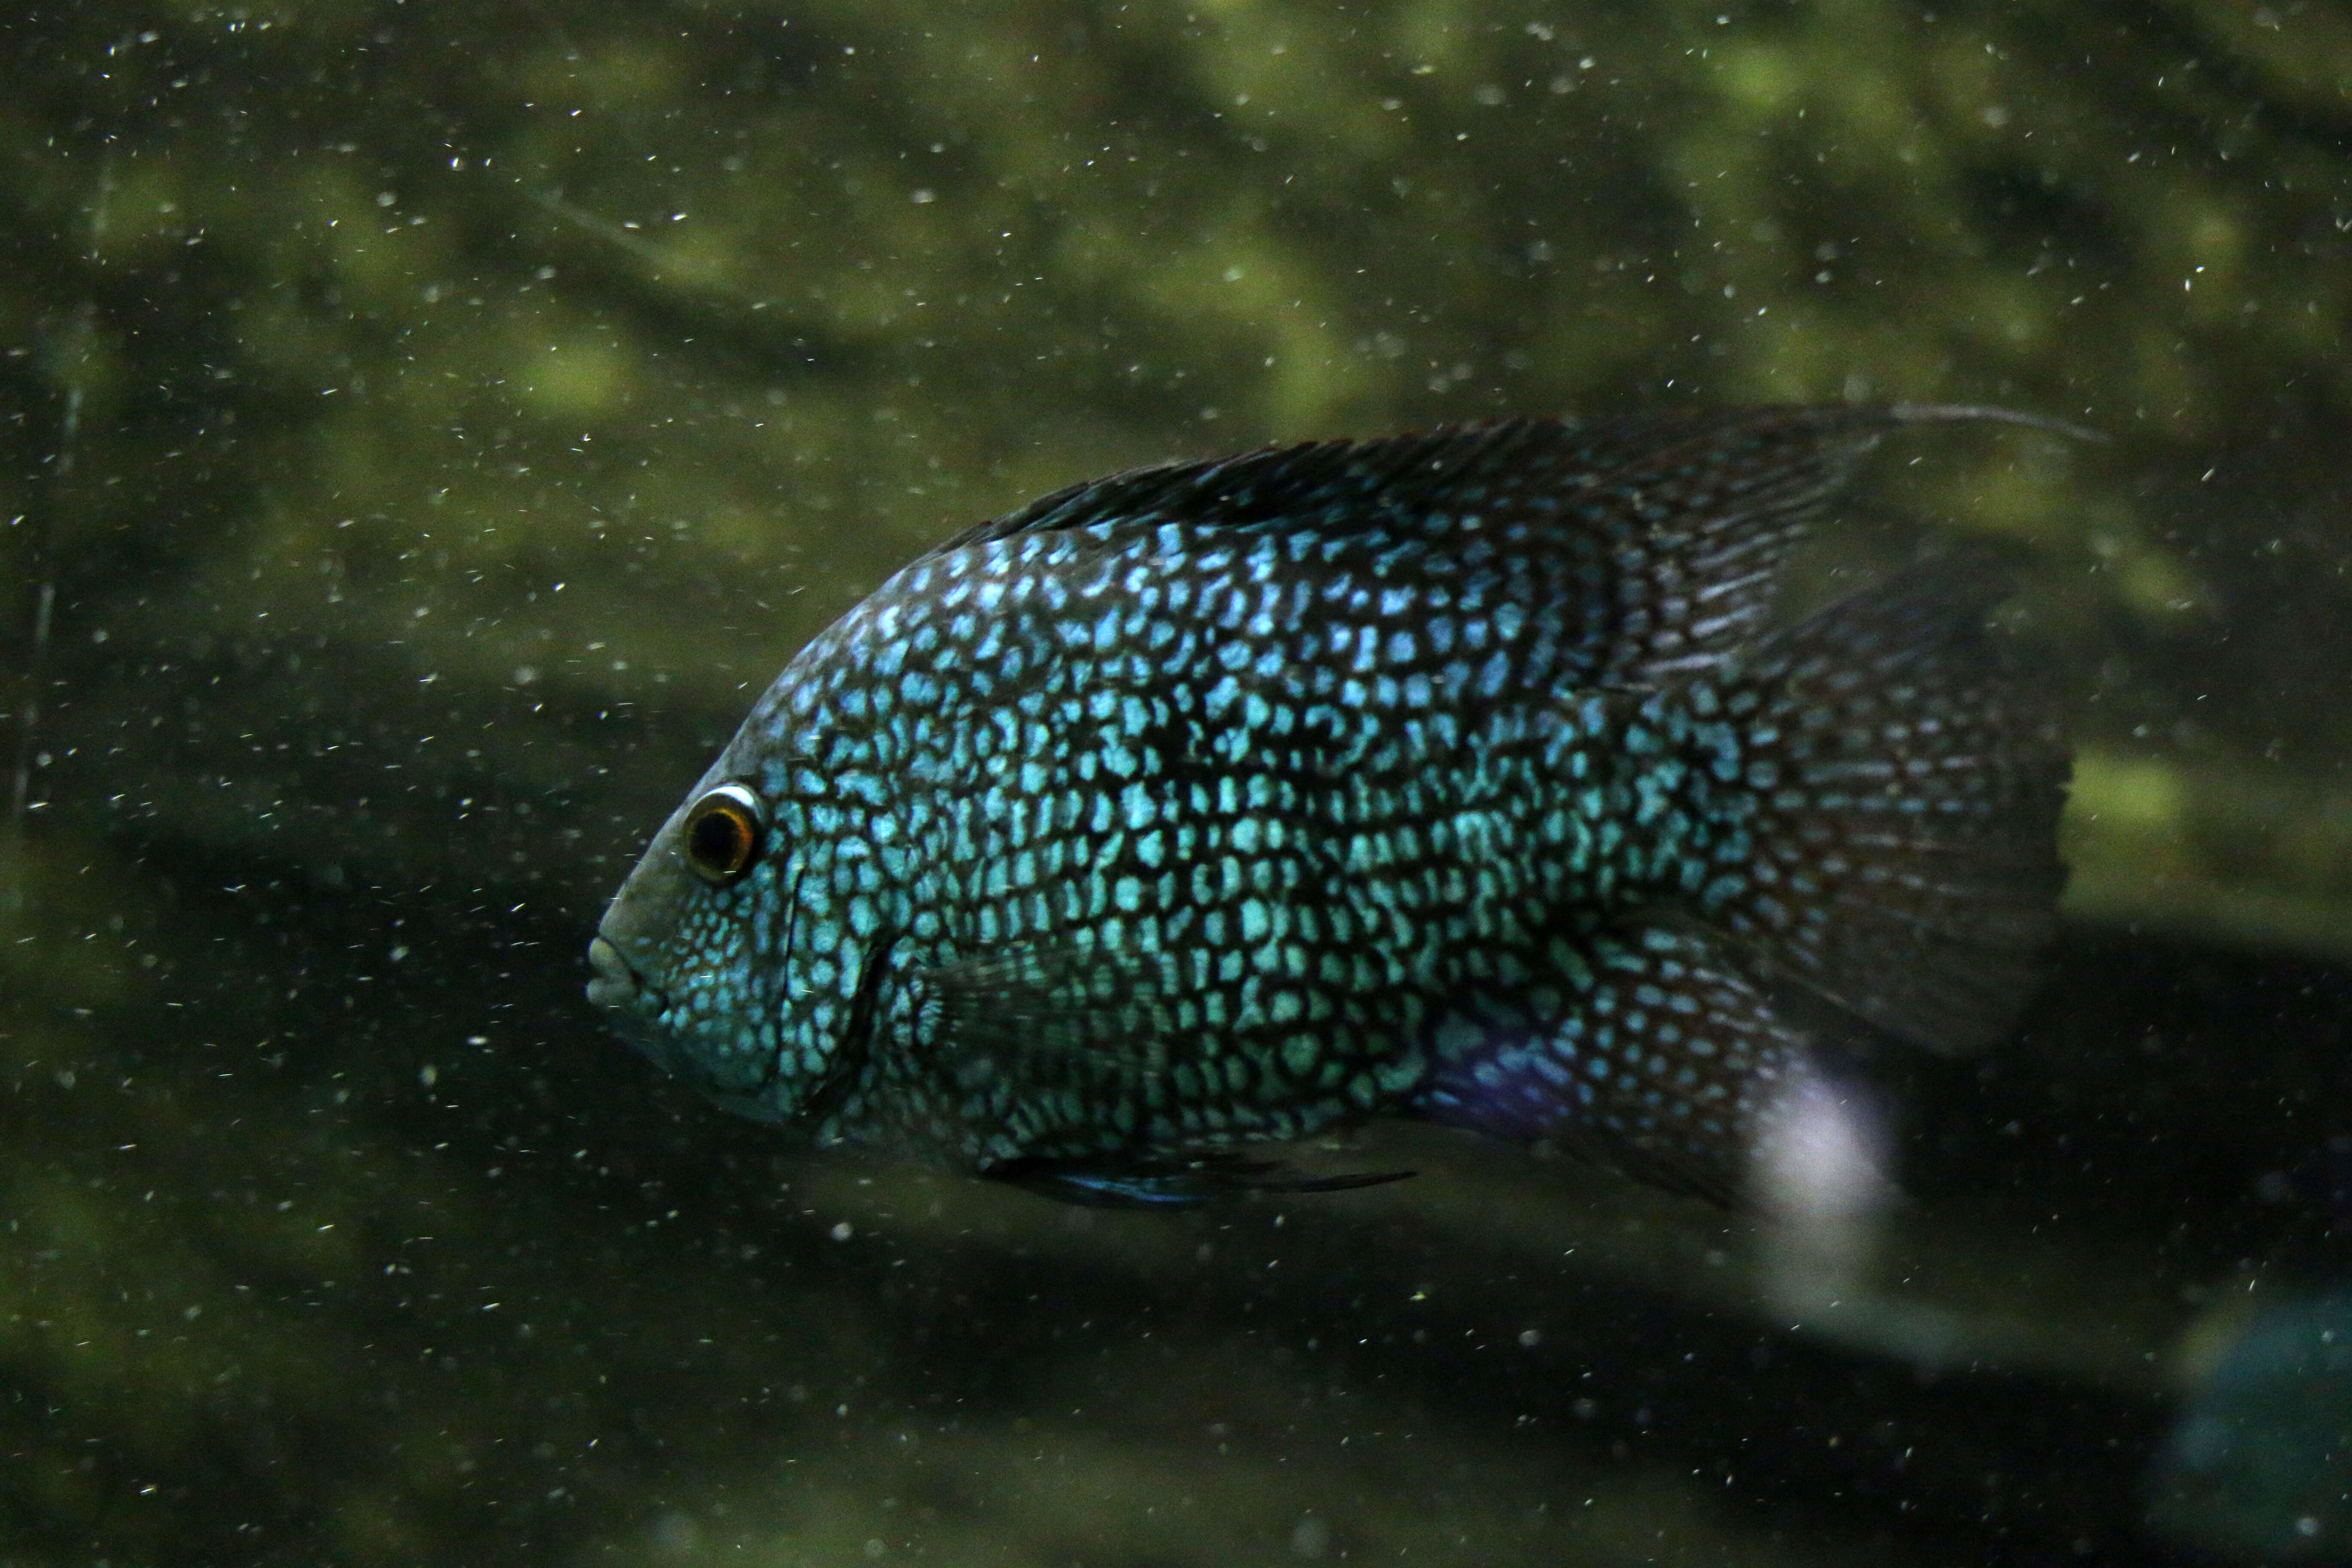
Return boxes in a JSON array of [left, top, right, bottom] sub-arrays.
[[683, 784, 766, 885]]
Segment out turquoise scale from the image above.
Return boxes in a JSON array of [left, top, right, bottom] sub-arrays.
[[590, 407, 2069, 1206]]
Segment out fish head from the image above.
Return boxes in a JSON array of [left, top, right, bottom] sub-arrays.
[[586, 761, 808, 1121]]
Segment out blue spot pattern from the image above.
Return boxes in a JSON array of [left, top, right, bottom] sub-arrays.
[[591, 407, 2068, 1204]]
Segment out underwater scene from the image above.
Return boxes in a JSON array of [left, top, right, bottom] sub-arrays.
[[5, 1, 2352, 1562]]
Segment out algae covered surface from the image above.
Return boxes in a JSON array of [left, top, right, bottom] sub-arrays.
[[3, 1, 2351, 1562]]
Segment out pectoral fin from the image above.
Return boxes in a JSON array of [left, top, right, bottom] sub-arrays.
[[989, 1152, 1414, 1208]]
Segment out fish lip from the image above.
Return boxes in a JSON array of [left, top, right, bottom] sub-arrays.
[[586, 936, 778, 1107], [585, 934, 654, 1014]]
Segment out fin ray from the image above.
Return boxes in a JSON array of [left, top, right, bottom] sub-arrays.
[[1412, 924, 1822, 1205], [919, 407, 2060, 689], [990, 1154, 1413, 1208], [1688, 554, 2069, 1054], [919, 942, 1177, 1083]]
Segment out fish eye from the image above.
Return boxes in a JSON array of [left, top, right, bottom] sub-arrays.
[[683, 784, 766, 885]]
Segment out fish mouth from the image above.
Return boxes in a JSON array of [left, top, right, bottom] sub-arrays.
[[586, 934, 655, 1014], [586, 934, 778, 1109], [586, 932, 694, 1080]]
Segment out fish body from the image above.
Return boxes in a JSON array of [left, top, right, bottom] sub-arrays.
[[587, 407, 2067, 1204]]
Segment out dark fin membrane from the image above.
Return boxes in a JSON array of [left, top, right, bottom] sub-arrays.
[[924, 949, 1416, 1207], [918, 405, 2074, 689], [1413, 924, 1827, 1205], [990, 1153, 1414, 1209], [921, 942, 1170, 1072], [1681, 553, 2069, 1056], [920, 945, 1395, 1180]]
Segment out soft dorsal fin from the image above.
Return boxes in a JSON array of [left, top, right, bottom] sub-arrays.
[[1681, 551, 2071, 1057], [918, 404, 2073, 688]]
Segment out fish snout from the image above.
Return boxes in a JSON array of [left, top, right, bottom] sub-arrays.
[[585, 934, 646, 1012]]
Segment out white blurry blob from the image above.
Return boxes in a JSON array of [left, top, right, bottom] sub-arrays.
[[1751, 1058, 1894, 1314], [649, 1510, 701, 1556]]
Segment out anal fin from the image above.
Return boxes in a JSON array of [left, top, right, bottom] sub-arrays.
[[1412, 923, 1828, 1205]]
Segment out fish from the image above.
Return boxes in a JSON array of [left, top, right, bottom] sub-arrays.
[[586, 405, 2070, 1207]]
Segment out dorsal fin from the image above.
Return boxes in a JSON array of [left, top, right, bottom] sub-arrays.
[[917, 405, 2074, 687]]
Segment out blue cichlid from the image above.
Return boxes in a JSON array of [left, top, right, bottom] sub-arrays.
[[586, 407, 2068, 1205]]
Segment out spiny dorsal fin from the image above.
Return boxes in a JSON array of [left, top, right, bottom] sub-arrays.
[[919, 405, 2075, 688]]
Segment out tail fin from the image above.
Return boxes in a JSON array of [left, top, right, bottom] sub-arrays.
[[1679, 556, 2069, 1056]]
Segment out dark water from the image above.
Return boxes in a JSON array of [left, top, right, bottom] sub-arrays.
[[4, 3, 2351, 1562]]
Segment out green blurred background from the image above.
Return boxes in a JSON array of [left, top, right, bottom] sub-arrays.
[[3, 1, 2351, 1563]]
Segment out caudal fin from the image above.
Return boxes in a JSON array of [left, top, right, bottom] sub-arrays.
[[1679, 557, 2069, 1055]]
